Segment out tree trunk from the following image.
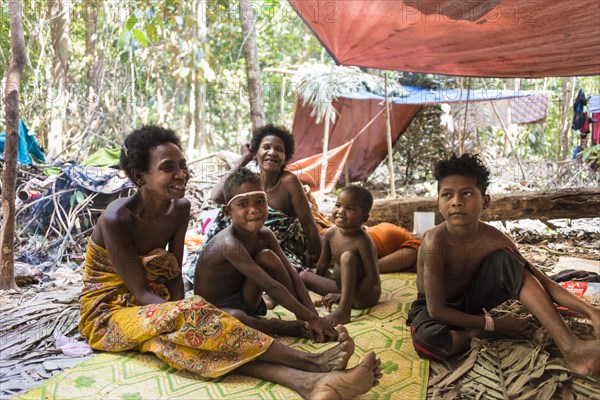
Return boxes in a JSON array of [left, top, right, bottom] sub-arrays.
[[1, 0, 26, 291], [368, 188, 600, 229], [188, 0, 208, 158], [239, 0, 265, 131], [559, 77, 576, 160], [84, 0, 103, 132], [47, 0, 70, 158]]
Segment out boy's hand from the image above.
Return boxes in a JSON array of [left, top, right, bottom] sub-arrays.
[[322, 293, 341, 311], [494, 312, 535, 338], [307, 315, 339, 343]]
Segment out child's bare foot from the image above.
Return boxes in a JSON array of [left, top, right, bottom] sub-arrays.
[[307, 351, 382, 400], [326, 308, 351, 325], [314, 325, 355, 372], [563, 339, 600, 375], [263, 294, 277, 310]]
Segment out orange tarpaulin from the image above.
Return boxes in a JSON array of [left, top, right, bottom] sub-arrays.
[[287, 140, 354, 195], [292, 97, 420, 183], [289, 0, 600, 78]]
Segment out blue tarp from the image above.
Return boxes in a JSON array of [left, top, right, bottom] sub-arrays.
[[340, 86, 544, 105], [0, 120, 46, 165], [589, 95, 600, 114]]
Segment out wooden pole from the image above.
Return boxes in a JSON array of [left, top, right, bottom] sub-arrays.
[[384, 74, 396, 197], [319, 112, 330, 195], [460, 77, 473, 156], [319, 66, 335, 196], [1, 0, 26, 291]]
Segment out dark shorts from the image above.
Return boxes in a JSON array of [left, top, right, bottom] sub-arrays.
[[407, 247, 530, 361], [213, 292, 267, 317]]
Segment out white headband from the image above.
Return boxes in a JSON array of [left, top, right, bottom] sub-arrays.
[[226, 191, 268, 207]]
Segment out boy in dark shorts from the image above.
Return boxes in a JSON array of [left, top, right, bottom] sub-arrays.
[[408, 153, 600, 375], [301, 185, 381, 325], [194, 168, 337, 343]]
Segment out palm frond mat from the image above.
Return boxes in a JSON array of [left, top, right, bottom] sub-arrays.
[[17, 273, 428, 400], [427, 300, 600, 399]]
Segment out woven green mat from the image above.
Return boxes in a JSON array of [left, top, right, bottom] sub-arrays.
[[19, 273, 427, 399]]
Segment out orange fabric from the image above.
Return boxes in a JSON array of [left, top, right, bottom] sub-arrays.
[[366, 223, 421, 258], [292, 98, 420, 183], [287, 140, 354, 195], [289, 0, 599, 78]]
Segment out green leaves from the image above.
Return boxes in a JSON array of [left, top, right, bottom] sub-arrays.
[[70, 190, 87, 208], [132, 29, 148, 47]]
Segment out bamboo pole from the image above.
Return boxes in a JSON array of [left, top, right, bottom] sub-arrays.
[[384, 74, 396, 197], [319, 66, 335, 196], [460, 77, 472, 156], [319, 113, 330, 196]]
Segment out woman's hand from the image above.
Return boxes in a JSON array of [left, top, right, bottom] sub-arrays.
[[240, 143, 254, 166]]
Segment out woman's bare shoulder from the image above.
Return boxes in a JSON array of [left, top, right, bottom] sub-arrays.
[[101, 197, 135, 224], [280, 170, 303, 187]]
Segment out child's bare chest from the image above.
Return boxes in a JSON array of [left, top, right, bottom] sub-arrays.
[[330, 234, 359, 261], [443, 241, 503, 279], [243, 236, 272, 258]]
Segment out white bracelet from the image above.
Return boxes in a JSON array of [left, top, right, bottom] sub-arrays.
[[484, 314, 495, 332]]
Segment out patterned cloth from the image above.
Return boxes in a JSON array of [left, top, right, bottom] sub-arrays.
[[63, 164, 134, 194], [24, 272, 429, 400], [78, 239, 273, 378]]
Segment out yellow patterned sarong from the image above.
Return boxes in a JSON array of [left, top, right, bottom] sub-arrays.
[[78, 239, 273, 378]]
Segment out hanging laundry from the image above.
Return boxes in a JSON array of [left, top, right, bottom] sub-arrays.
[[572, 89, 588, 131], [592, 112, 600, 145]]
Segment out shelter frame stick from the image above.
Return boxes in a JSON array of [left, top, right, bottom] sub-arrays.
[[460, 77, 472, 156], [384, 74, 396, 197], [319, 66, 335, 196], [489, 100, 526, 182], [319, 115, 330, 196]]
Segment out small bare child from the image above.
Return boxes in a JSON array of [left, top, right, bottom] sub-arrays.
[[408, 153, 600, 375], [301, 186, 381, 325], [194, 168, 338, 343]]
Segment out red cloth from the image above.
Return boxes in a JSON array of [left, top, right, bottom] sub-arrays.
[[365, 223, 421, 258], [292, 98, 420, 183], [593, 113, 600, 145], [288, 0, 599, 78]]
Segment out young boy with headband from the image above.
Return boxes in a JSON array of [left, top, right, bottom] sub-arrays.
[[194, 168, 338, 342]]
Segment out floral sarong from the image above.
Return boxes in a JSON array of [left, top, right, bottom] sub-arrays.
[[79, 239, 273, 378]]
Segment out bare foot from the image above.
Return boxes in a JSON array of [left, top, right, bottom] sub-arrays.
[[314, 325, 355, 372], [263, 294, 277, 310], [307, 352, 382, 400], [563, 339, 600, 375], [326, 308, 351, 325]]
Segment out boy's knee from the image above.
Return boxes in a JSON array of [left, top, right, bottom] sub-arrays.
[[256, 249, 279, 265], [223, 308, 249, 322], [410, 321, 453, 361], [299, 270, 310, 279], [340, 251, 359, 266]]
